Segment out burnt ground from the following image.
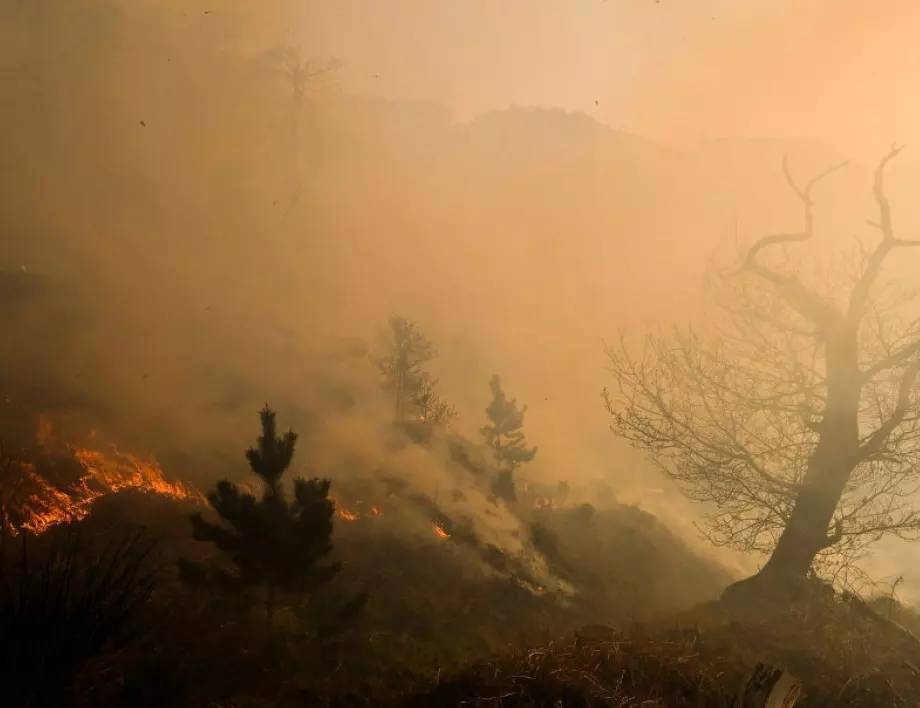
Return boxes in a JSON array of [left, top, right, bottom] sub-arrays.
[[5, 486, 920, 707], [1, 485, 730, 707]]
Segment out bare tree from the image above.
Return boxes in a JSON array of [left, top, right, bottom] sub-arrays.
[[258, 44, 340, 231], [604, 145, 920, 600]]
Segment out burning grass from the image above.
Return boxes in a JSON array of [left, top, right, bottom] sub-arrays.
[[13, 483, 920, 707], [10, 419, 920, 707], [26, 481, 747, 707], [1, 414, 204, 536], [17, 446, 203, 534]]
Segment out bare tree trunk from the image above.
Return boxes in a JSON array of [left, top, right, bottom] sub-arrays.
[[727, 334, 860, 598]]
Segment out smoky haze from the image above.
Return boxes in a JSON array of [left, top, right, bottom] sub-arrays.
[[3, 0, 920, 595]]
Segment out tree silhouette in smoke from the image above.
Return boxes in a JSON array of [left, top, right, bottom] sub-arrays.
[[605, 145, 920, 602], [481, 374, 537, 502], [377, 315, 456, 428], [179, 406, 362, 642]]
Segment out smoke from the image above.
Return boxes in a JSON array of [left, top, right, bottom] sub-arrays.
[[4, 0, 920, 597], [264, 359, 576, 598]]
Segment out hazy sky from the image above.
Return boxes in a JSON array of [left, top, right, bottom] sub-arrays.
[[7, 0, 920, 597], [278, 0, 920, 158]]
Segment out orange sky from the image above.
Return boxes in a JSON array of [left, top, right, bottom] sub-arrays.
[[255, 0, 920, 159]]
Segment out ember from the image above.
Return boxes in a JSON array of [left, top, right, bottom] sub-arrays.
[[336, 504, 360, 522], [433, 521, 450, 538], [330, 495, 383, 522]]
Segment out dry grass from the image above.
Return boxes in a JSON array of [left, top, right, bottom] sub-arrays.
[[0, 527, 156, 708], [404, 581, 920, 708], [411, 638, 734, 707], [15, 490, 920, 707]]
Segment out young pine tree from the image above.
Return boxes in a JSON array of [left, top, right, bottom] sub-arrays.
[[179, 406, 353, 641], [480, 375, 537, 502]]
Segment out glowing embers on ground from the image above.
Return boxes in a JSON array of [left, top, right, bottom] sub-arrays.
[[336, 504, 360, 522], [330, 494, 448, 541], [330, 495, 382, 522]]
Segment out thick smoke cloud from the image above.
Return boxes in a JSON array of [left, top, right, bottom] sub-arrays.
[[3, 0, 920, 599]]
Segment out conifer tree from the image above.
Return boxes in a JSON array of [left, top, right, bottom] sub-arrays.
[[480, 375, 537, 502], [377, 315, 455, 427], [179, 406, 352, 641], [377, 315, 435, 423], [413, 371, 457, 426]]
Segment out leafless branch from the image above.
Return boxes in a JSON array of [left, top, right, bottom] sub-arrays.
[[859, 358, 920, 458], [606, 147, 920, 570], [849, 144, 920, 321], [861, 339, 920, 381], [737, 156, 850, 329]]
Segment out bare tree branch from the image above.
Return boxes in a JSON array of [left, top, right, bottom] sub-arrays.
[[606, 147, 920, 581], [861, 339, 920, 381], [859, 358, 920, 458], [740, 157, 849, 329], [849, 144, 920, 321]]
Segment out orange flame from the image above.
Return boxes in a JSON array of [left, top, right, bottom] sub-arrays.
[[433, 521, 450, 539], [336, 505, 360, 522], [5, 416, 205, 535], [330, 495, 383, 522], [16, 444, 204, 535], [330, 495, 360, 521]]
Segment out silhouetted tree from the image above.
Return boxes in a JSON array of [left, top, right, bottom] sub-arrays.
[[179, 406, 355, 642], [270, 45, 340, 165], [252, 44, 339, 228], [481, 375, 537, 502], [377, 315, 455, 427], [604, 146, 920, 601], [414, 370, 458, 426]]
